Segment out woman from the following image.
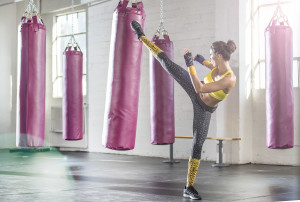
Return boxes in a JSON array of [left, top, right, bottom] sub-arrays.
[[131, 20, 237, 200]]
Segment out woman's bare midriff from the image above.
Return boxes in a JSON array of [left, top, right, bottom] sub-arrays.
[[199, 72, 235, 107], [199, 93, 220, 108]]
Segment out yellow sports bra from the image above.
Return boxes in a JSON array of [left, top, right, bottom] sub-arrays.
[[203, 67, 232, 101]]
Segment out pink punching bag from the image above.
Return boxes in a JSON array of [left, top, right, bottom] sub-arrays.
[[150, 35, 175, 144], [17, 14, 46, 147], [265, 6, 294, 149], [102, 0, 146, 150], [63, 42, 83, 140]]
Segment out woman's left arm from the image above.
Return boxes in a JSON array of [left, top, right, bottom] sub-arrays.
[[189, 74, 233, 93], [184, 49, 234, 94]]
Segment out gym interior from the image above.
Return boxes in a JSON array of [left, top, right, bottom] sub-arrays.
[[0, 0, 299, 201]]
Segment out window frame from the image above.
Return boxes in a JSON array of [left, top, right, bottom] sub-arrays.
[[252, 0, 300, 89], [52, 10, 87, 98]]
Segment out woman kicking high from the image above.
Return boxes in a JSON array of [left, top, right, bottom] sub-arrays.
[[131, 20, 236, 200]]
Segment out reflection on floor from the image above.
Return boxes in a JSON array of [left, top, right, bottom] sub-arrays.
[[0, 149, 299, 201]]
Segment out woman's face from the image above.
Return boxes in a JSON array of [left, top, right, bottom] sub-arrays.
[[210, 49, 218, 66], [210, 48, 224, 67]]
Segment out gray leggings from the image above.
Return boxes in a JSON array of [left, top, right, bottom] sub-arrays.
[[157, 52, 217, 160]]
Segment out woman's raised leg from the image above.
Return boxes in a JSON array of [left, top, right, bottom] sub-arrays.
[[131, 20, 198, 102]]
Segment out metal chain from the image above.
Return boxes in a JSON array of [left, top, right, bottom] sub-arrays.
[[66, 0, 82, 52], [160, 0, 164, 25], [72, 0, 74, 37], [37, 0, 40, 13], [37, 0, 41, 22], [24, 0, 39, 19], [155, 0, 168, 37], [69, 0, 76, 46]]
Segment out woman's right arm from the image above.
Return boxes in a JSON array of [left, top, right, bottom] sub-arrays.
[[194, 54, 214, 70]]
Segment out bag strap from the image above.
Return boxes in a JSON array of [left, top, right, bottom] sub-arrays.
[[118, 0, 129, 12], [117, 0, 144, 19], [32, 16, 39, 32], [136, 2, 144, 9], [163, 34, 170, 42], [152, 34, 171, 43], [118, 0, 144, 11], [20, 17, 26, 23], [152, 35, 159, 41]]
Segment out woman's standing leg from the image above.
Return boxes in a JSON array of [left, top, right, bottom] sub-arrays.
[[183, 103, 212, 200], [188, 104, 212, 184]]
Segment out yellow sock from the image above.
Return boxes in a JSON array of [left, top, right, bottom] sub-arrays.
[[140, 36, 163, 58], [186, 157, 200, 187]]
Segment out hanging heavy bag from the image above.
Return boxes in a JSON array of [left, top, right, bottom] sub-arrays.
[[150, 13, 175, 145], [265, 6, 294, 149], [17, 2, 46, 147], [102, 0, 146, 150], [17, 21, 46, 147], [63, 43, 83, 140]]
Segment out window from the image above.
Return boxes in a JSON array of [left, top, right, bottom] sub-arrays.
[[52, 11, 87, 98], [253, 0, 300, 89]]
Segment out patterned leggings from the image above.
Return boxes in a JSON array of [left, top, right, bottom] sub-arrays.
[[157, 52, 217, 160]]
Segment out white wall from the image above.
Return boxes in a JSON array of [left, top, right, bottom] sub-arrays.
[[239, 0, 253, 164], [0, 3, 17, 148], [215, 0, 240, 163]]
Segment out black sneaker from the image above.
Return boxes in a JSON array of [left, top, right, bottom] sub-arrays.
[[130, 20, 145, 40], [183, 186, 202, 200]]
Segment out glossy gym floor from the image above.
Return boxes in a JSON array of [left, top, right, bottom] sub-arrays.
[[0, 149, 299, 202]]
